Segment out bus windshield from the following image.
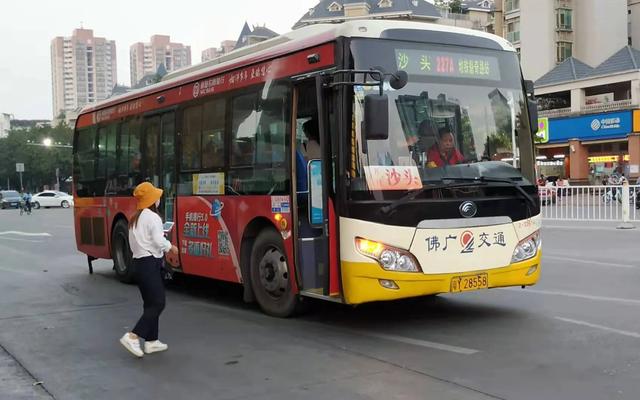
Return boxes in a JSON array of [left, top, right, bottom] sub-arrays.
[[350, 39, 535, 199]]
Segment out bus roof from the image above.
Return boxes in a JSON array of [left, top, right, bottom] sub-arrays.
[[79, 20, 514, 116]]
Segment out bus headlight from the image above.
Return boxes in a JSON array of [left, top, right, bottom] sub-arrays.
[[355, 237, 421, 272], [511, 231, 541, 263]]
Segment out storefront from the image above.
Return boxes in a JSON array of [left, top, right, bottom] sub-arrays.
[[535, 110, 640, 184]]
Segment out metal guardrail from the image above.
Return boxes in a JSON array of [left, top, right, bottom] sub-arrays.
[[537, 101, 636, 119], [539, 184, 638, 225], [538, 107, 572, 118]]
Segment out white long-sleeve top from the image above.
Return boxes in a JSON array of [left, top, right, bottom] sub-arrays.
[[129, 209, 172, 259]]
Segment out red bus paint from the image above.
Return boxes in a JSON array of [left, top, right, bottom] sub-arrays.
[[74, 39, 335, 308], [76, 43, 335, 129]]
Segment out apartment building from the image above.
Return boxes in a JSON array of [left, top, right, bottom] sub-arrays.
[[438, 0, 495, 32], [0, 113, 11, 139], [293, 0, 441, 29], [50, 28, 117, 122], [496, 0, 628, 81], [129, 35, 191, 86], [201, 40, 236, 62]]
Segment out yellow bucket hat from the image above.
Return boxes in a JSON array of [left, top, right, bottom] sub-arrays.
[[133, 182, 163, 210]]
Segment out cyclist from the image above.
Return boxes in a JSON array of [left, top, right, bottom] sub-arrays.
[[21, 191, 32, 214]]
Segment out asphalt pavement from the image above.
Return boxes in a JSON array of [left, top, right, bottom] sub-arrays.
[[1, 209, 640, 400]]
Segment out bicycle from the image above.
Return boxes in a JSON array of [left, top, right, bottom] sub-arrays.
[[19, 200, 32, 216]]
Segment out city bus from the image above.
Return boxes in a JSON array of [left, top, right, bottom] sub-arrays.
[[73, 20, 542, 317]]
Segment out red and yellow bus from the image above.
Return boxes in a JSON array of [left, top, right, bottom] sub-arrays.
[[73, 20, 542, 317]]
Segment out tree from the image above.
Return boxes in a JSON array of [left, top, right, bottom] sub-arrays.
[[449, 0, 463, 13], [434, 0, 464, 13], [0, 124, 73, 192]]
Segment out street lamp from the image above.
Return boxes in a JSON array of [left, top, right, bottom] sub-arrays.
[[43, 138, 53, 147]]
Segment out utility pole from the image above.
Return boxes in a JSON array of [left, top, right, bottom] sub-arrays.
[[16, 163, 24, 191]]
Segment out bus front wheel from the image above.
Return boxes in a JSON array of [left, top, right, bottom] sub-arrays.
[[112, 219, 135, 283], [250, 228, 298, 317]]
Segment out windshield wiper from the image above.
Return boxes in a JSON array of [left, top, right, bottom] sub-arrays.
[[379, 182, 488, 216], [441, 176, 536, 217]]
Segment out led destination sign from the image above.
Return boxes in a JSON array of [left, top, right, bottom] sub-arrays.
[[395, 49, 501, 81]]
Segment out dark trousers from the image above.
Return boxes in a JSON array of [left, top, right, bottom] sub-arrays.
[[132, 256, 165, 341]]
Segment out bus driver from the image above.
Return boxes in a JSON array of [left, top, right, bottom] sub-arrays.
[[427, 127, 464, 167]]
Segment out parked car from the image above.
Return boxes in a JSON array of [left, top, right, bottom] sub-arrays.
[[32, 191, 74, 209], [0, 190, 22, 209]]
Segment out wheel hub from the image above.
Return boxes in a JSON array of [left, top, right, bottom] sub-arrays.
[[258, 247, 288, 298]]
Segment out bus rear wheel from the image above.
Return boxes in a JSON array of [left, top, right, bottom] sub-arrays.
[[112, 219, 135, 283], [250, 228, 298, 317]]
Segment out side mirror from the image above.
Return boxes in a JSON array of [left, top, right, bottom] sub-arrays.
[[364, 94, 389, 141], [390, 70, 409, 90], [524, 80, 535, 98], [528, 99, 539, 135]]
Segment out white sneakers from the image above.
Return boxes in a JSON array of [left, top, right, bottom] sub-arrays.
[[120, 333, 144, 358], [119, 333, 168, 357], [144, 340, 168, 354]]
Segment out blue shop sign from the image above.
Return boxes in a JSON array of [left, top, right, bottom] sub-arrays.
[[547, 111, 632, 143]]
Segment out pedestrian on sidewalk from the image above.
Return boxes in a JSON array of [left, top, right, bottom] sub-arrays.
[[120, 182, 178, 358]]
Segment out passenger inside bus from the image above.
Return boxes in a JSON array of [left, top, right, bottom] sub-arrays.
[[301, 119, 321, 160]]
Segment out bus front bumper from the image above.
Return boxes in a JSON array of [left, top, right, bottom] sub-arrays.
[[341, 251, 541, 305]]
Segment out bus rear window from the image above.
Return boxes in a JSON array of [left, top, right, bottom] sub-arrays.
[[75, 127, 97, 181]]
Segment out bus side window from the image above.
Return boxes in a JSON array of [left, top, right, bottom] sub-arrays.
[[74, 126, 97, 197], [202, 98, 226, 169], [228, 83, 291, 195]]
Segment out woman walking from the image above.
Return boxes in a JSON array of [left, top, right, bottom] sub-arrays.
[[120, 182, 178, 358]]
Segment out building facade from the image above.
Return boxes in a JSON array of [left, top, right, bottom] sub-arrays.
[[0, 113, 11, 139], [438, 0, 495, 32], [50, 28, 117, 121], [201, 40, 236, 62], [495, 0, 628, 81], [535, 47, 640, 183], [630, 0, 640, 47], [129, 35, 191, 87], [294, 0, 441, 29]]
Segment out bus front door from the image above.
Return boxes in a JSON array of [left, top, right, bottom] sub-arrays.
[[294, 80, 333, 297]]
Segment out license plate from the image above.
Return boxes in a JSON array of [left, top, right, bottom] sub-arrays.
[[451, 273, 489, 293]]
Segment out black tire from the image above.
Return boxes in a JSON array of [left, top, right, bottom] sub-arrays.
[[61, 200, 69, 208], [249, 228, 299, 317], [33, 202, 40, 209], [111, 219, 135, 283]]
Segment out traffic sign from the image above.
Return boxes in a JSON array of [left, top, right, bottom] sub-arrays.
[[16, 163, 24, 172]]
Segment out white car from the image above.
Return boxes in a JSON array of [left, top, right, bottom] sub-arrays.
[[32, 191, 74, 209]]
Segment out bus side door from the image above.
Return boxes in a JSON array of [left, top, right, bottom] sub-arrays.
[[141, 111, 179, 265]]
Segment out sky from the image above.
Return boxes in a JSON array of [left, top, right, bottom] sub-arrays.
[[0, 0, 325, 120]]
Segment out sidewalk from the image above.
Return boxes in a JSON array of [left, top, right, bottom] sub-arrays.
[[0, 344, 52, 399]]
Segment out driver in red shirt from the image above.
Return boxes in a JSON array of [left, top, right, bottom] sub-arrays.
[[427, 127, 465, 167]]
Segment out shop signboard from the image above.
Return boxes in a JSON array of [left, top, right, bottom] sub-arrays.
[[535, 118, 549, 143], [546, 111, 632, 143]]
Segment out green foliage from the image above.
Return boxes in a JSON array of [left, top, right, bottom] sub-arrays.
[[0, 124, 73, 191], [435, 0, 464, 13], [449, 0, 463, 13]]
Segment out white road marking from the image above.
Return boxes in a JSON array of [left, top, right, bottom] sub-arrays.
[[0, 231, 52, 237], [353, 331, 480, 355], [544, 255, 634, 269], [502, 287, 640, 306], [555, 317, 640, 339], [184, 300, 480, 355], [0, 237, 44, 243]]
